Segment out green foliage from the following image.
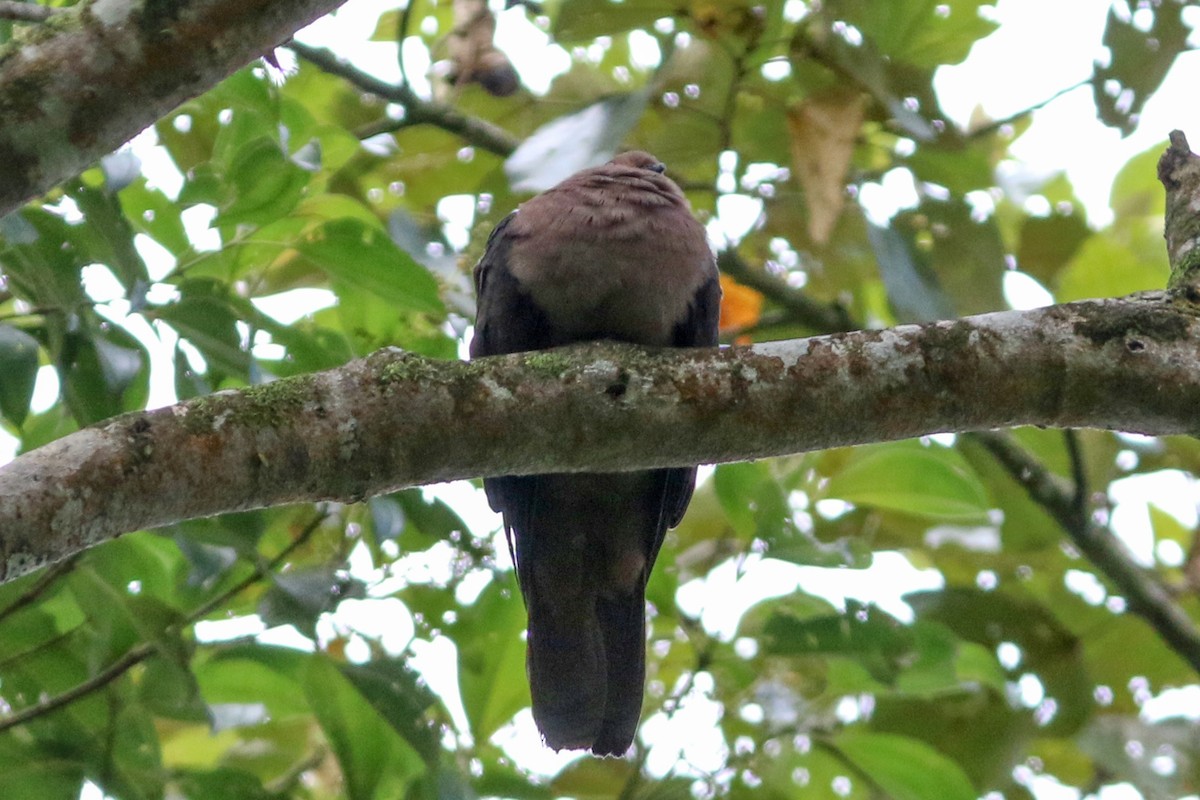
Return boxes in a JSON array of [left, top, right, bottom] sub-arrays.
[[0, 3, 1197, 799]]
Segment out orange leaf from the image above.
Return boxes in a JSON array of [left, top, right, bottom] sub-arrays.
[[718, 273, 764, 337]]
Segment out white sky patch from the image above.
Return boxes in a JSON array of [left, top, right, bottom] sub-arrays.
[[935, 0, 1200, 228], [496, 6, 571, 94], [1109, 470, 1200, 567], [252, 288, 339, 324], [180, 204, 220, 251], [408, 635, 471, 735], [130, 127, 184, 198], [437, 193, 477, 251], [710, 193, 763, 244], [1003, 271, 1054, 310], [627, 29, 663, 71], [859, 168, 920, 226], [677, 551, 944, 638], [133, 233, 177, 281], [641, 671, 727, 776]]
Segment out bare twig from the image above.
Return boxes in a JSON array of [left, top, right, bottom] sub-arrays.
[[968, 430, 1200, 674], [716, 249, 857, 333], [1063, 429, 1088, 515], [967, 78, 1090, 139], [396, 0, 415, 89], [0, 511, 329, 733], [0, 554, 79, 626], [287, 40, 518, 157]]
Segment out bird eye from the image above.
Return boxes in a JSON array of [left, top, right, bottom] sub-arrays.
[[648, 161, 666, 174]]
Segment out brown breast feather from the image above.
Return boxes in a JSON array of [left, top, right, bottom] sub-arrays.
[[504, 152, 715, 345]]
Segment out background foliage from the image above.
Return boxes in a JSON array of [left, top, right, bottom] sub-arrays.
[[1, 1, 1198, 798]]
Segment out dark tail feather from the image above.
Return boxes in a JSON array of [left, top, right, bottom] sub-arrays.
[[526, 594, 608, 751], [590, 589, 647, 757]]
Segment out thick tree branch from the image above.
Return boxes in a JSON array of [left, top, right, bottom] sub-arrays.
[[0, 1, 60, 22], [2, 292, 1200, 583], [1160, 130, 1200, 294], [0, 0, 350, 216]]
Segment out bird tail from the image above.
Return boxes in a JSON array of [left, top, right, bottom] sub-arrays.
[[591, 588, 647, 756], [525, 586, 646, 756], [526, 591, 606, 751]]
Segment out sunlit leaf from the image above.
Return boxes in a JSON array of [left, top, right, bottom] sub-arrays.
[[825, 443, 991, 522], [303, 656, 426, 800], [297, 219, 443, 317], [833, 730, 976, 800], [553, 0, 672, 41], [451, 578, 529, 742]]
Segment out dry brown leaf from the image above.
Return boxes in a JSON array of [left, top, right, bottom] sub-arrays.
[[446, 0, 519, 97], [787, 88, 866, 245]]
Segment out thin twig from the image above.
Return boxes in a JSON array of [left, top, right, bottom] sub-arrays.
[[0, 646, 149, 734], [287, 41, 518, 157], [0, 511, 329, 734], [0, 1, 59, 22], [1063, 429, 1088, 516], [396, 0, 415, 90], [0, 554, 79, 626], [967, 78, 1090, 139], [263, 746, 328, 794], [716, 249, 857, 334], [968, 430, 1200, 674]]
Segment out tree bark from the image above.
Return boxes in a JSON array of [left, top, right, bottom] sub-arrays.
[[1, 291, 1198, 583], [0, 0, 348, 216]]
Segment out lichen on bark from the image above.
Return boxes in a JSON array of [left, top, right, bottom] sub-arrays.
[[1158, 130, 1200, 297]]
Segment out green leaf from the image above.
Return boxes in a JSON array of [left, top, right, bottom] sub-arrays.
[[1017, 209, 1091, 291], [195, 644, 311, 719], [907, 587, 1094, 733], [71, 183, 151, 300], [0, 750, 85, 800], [119, 179, 191, 256], [553, 0, 670, 41], [297, 219, 443, 317], [1056, 229, 1168, 303], [303, 656, 426, 800], [451, 578, 529, 742], [866, 221, 955, 322], [840, 0, 1000, 68], [155, 278, 250, 380], [338, 658, 442, 763], [216, 138, 311, 227], [549, 758, 635, 799], [824, 443, 991, 522], [713, 461, 787, 540], [902, 198, 1008, 317], [257, 566, 365, 639], [60, 322, 148, 425], [833, 730, 976, 800], [0, 323, 39, 426], [762, 602, 913, 684], [1093, 4, 1189, 136]]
